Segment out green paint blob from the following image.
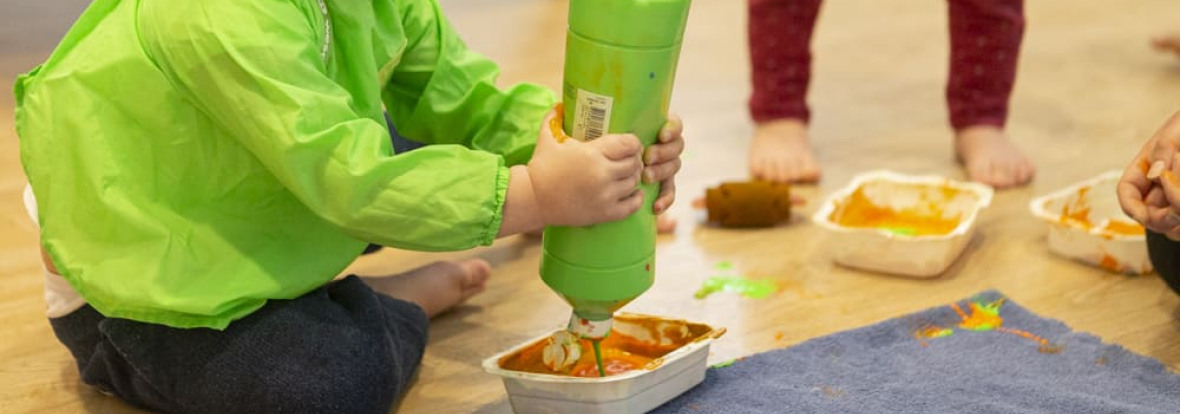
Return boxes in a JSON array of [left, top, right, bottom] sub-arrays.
[[929, 328, 954, 338], [711, 359, 737, 369], [881, 226, 916, 236], [714, 261, 734, 270], [694, 276, 777, 299], [592, 340, 605, 377]]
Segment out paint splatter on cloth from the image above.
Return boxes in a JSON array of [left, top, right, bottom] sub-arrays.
[[652, 291, 1180, 413]]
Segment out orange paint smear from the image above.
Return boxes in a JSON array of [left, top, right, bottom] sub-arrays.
[[1060, 186, 1093, 229], [549, 103, 569, 143], [950, 302, 969, 320], [498, 316, 713, 378], [958, 302, 1003, 331], [1097, 220, 1146, 237], [912, 325, 953, 347], [1098, 254, 1121, 272], [828, 185, 962, 236]]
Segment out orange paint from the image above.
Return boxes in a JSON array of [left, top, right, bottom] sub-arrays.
[[498, 315, 714, 377], [950, 302, 969, 320], [929, 299, 1063, 352], [958, 301, 1004, 331], [1098, 254, 1121, 272], [1059, 186, 1093, 229], [828, 185, 962, 236], [774, 332, 785, 341], [1097, 220, 1145, 237], [549, 103, 569, 143], [996, 327, 1049, 346]]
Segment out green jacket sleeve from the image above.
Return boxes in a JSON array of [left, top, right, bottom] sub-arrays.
[[139, 0, 509, 251], [384, 0, 557, 166]]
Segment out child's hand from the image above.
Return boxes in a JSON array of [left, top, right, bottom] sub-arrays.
[[644, 115, 685, 214], [1119, 112, 1180, 238], [528, 109, 645, 227]]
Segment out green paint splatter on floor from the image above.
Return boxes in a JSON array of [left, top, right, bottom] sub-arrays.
[[694, 276, 778, 299], [714, 261, 734, 270], [711, 359, 738, 369]]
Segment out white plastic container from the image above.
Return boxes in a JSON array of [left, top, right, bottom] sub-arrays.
[[483, 314, 724, 414], [1029, 171, 1151, 274], [812, 170, 994, 278]]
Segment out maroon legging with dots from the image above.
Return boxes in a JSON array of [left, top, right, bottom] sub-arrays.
[[748, 0, 1025, 130]]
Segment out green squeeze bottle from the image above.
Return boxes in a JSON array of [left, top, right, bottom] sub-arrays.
[[540, 0, 692, 376]]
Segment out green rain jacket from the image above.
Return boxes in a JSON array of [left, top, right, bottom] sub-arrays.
[[15, 0, 555, 329]]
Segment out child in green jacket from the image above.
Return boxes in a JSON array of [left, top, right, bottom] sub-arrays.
[[15, 1, 685, 413]]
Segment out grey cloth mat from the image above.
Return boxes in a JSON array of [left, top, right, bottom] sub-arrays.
[[653, 290, 1180, 414]]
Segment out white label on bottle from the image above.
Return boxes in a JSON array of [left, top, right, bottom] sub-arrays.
[[573, 89, 613, 141]]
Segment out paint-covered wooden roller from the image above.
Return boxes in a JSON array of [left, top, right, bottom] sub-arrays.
[[704, 181, 793, 228]]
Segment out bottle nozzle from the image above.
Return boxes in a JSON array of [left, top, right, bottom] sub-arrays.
[[567, 313, 612, 339]]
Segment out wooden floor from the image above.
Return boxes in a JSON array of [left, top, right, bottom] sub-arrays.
[[3, 0, 1180, 413]]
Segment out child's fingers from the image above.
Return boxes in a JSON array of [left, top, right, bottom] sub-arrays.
[[1147, 185, 1168, 208], [644, 136, 685, 165], [608, 156, 643, 180], [610, 174, 642, 200], [654, 179, 676, 214], [1119, 158, 1155, 223], [659, 115, 684, 144], [593, 134, 643, 160], [642, 158, 682, 184], [607, 190, 645, 221], [1161, 170, 1180, 209]]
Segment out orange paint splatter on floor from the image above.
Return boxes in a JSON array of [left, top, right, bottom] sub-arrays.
[[774, 331, 785, 341]]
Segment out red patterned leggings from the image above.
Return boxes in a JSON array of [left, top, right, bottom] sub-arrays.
[[748, 0, 1025, 130]]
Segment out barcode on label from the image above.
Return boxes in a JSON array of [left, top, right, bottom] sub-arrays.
[[585, 106, 606, 139], [573, 89, 614, 141]]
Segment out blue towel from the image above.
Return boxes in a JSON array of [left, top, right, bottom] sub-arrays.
[[653, 291, 1180, 414]]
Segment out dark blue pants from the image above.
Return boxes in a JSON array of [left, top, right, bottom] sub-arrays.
[[49, 276, 428, 414], [1146, 231, 1180, 296]]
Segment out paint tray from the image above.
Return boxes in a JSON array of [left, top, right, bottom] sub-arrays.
[[812, 170, 994, 278], [1029, 171, 1151, 274], [483, 313, 725, 414]]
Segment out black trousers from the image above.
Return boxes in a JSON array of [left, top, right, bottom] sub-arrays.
[[1147, 231, 1180, 296], [49, 276, 428, 414]]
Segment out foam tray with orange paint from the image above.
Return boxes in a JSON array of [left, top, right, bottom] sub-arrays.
[[1029, 171, 1151, 274], [482, 313, 725, 414], [812, 170, 994, 278]]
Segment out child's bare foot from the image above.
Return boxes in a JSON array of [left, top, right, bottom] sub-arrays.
[[364, 259, 491, 318], [749, 119, 821, 183], [954, 125, 1035, 189], [1151, 34, 1180, 57]]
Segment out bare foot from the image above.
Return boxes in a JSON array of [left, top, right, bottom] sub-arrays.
[[1151, 34, 1180, 57], [749, 119, 821, 183], [363, 259, 491, 318], [954, 125, 1035, 189]]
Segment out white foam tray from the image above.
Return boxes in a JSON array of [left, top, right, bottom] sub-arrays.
[[1029, 171, 1152, 274], [812, 170, 994, 278], [483, 314, 723, 414]]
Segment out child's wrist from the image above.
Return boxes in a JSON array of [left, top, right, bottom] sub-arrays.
[[501, 165, 546, 236]]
